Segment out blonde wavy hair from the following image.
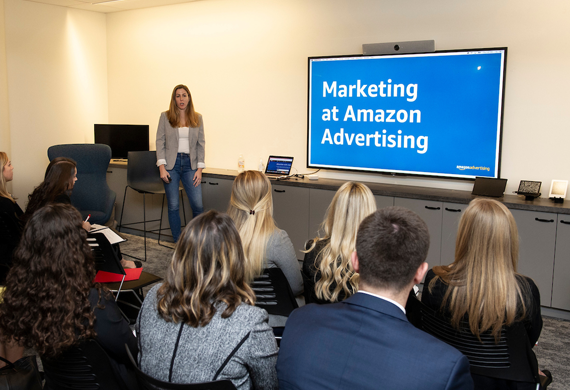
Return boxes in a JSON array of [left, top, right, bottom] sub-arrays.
[[307, 182, 376, 302], [0, 152, 14, 202], [157, 211, 255, 327], [227, 171, 277, 283], [429, 198, 530, 342], [166, 84, 200, 128]]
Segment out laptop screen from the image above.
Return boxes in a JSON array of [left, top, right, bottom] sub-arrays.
[[265, 156, 294, 175]]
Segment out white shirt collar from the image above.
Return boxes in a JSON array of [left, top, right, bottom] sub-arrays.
[[357, 290, 406, 314]]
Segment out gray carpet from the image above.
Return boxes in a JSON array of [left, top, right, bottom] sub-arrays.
[[120, 233, 570, 388]]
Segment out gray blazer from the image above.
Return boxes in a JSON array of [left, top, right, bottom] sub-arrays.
[[156, 111, 205, 170], [136, 284, 278, 390]]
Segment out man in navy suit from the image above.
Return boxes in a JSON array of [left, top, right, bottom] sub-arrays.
[[277, 206, 473, 390]]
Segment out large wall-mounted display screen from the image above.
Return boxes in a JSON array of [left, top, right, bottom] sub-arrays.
[[307, 48, 507, 180]]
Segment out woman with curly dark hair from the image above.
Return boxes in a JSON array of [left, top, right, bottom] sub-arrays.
[[137, 210, 278, 389], [0, 203, 138, 389]]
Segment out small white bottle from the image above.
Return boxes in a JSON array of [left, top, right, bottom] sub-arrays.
[[238, 154, 245, 173], [258, 159, 264, 172]]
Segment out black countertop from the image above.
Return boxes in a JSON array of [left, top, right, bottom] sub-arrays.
[[201, 168, 570, 215]]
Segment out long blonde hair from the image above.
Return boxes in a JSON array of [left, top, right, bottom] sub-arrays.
[[227, 171, 277, 283], [0, 152, 14, 202], [307, 182, 376, 302], [429, 198, 529, 341], [166, 84, 200, 128]]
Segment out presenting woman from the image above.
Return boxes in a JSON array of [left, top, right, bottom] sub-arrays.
[[302, 182, 376, 304], [156, 84, 205, 242], [421, 198, 544, 389], [137, 211, 278, 389], [0, 204, 138, 389]]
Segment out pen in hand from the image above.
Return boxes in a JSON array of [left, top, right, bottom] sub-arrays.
[[85, 214, 91, 222]]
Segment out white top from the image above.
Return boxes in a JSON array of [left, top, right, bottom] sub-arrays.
[[177, 127, 190, 154]]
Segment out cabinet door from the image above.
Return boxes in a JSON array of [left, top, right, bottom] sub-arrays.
[[394, 198, 443, 266], [511, 209, 556, 307], [309, 189, 336, 240], [440, 202, 466, 265], [375, 195, 394, 209], [552, 216, 570, 310], [106, 166, 128, 219], [201, 178, 234, 213], [272, 185, 310, 259]]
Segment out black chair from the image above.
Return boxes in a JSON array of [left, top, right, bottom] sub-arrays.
[[125, 344, 237, 390], [252, 267, 299, 317], [252, 267, 299, 343], [406, 295, 551, 389], [0, 211, 21, 284], [119, 151, 187, 261], [42, 339, 125, 390]]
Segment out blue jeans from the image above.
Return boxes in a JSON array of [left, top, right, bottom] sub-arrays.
[[163, 153, 204, 242]]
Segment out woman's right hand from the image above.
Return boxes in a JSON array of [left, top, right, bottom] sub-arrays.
[[159, 165, 170, 183]]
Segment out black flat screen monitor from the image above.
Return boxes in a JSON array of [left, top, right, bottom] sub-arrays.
[[94, 124, 150, 159], [307, 47, 507, 180]]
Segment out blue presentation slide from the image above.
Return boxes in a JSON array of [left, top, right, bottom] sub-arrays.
[[308, 50, 505, 178]]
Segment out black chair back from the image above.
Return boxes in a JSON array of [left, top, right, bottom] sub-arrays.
[[252, 267, 299, 317], [42, 339, 125, 390], [125, 345, 237, 390], [0, 211, 21, 284], [127, 151, 165, 194], [406, 295, 541, 385], [421, 304, 510, 369]]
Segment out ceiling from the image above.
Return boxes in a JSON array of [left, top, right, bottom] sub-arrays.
[[22, 0, 199, 13]]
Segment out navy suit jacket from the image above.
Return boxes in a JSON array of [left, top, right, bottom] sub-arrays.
[[277, 292, 473, 390]]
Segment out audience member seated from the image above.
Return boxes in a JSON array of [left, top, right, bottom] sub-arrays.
[[136, 210, 278, 390], [302, 182, 376, 304], [22, 157, 89, 226], [0, 152, 24, 281], [0, 203, 138, 389], [23, 157, 138, 268], [277, 206, 473, 390], [227, 171, 303, 297], [421, 198, 545, 389]]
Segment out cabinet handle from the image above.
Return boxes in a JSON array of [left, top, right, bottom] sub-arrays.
[[274, 189, 286, 193], [444, 208, 462, 213], [560, 220, 570, 225], [208, 182, 219, 186], [535, 218, 554, 223], [201, 180, 206, 184], [425, 206, 441, 210]]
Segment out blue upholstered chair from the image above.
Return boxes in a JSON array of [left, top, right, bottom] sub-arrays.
[[47, 144, 116, 225]]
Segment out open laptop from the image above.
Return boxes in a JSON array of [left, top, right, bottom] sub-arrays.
[[265, 156, 294, 179], [471, 177, 508, 198]]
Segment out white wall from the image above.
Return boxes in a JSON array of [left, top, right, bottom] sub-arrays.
[[106, 0, 570, 196], [3, 0, 108, 201], [0, 0, 10, 192]]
